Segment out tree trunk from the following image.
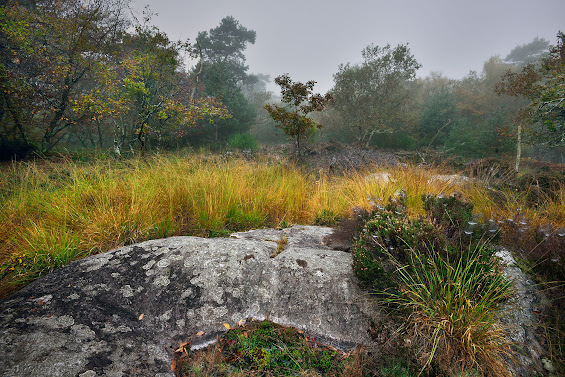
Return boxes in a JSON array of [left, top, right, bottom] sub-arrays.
[[137, 122, 146, 156], [515, 123, 522, 172], [97, 122, 103, 148]]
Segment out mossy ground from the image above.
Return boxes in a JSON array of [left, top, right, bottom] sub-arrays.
[[173, 320, 417, 377]]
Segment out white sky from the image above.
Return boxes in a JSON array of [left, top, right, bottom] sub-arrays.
[[130, 0, 564, 93]]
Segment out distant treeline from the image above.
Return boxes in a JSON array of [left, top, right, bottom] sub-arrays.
[[1, 1, 564, 164]]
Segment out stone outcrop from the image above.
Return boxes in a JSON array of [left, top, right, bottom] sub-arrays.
[[496, 247, 548, 376], [0, 226, 379, 377]]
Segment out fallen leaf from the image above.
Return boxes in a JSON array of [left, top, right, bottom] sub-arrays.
[[238, 318, 245, 326], [170, 359, 176, 372], [243, 331, 248, 338], [223, 323, 231, 330], [195, 331, 205, 336], [175, 341, 191, 353], [138, 313, 144, 320]]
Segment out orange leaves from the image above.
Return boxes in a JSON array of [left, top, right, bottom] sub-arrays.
[[224, 318, 246, 330], [174, 341, 191, 354]]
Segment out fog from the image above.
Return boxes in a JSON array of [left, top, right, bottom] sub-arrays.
[[130, 0, 564, 93]]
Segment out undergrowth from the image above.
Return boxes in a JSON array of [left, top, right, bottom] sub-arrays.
[[173, 319, 417, 377]]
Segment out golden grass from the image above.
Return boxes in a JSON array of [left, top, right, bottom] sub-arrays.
[[0, 152, 563, 297]]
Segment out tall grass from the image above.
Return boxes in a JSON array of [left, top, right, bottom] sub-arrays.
[[0, 152, 557, 297], [2, 152, 565, 373], [385, 245, 514, 376]]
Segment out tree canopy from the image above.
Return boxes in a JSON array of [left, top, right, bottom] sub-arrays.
[[187, 16, 258, 145], [497, 32, 565, 147], [504, 36, 550, 66], [331, 43, 421, 146], [0, 0, 230, 157]]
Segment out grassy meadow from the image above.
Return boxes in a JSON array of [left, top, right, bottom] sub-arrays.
[[1, 151, 564, 296], [0, 152, 491, 295]]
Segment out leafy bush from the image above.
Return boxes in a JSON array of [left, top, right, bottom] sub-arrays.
[[369, 130, 416, 150], [353, 193, 451, 290], [422, 192, 473, 234]]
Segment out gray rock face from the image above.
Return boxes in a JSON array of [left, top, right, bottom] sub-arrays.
[[0, 226, 378, 377], [496, 247, 547, 376]]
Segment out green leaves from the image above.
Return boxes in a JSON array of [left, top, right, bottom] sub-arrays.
[[496, 32, 565, 146]]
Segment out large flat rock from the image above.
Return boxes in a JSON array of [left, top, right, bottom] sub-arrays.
[[0, 226, 379, 377]]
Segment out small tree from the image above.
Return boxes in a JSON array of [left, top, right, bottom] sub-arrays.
[[264, 74, 333, 154], [496, 31, 565, 170]]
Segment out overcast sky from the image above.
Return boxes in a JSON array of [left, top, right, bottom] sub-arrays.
[[130, 0, 564, 93]]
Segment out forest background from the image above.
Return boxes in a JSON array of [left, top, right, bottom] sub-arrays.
[[1, 0, 564, 167]]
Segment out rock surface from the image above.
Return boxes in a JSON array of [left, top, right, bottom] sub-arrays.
[[495, 247, 547, 376], [0, 226, 379, 377]]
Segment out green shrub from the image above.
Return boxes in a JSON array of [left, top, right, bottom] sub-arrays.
[[422, 192, 473, 234], [352, 194, 445, 290], [352, 192, 513, 376], [226, 133, 258, 151]]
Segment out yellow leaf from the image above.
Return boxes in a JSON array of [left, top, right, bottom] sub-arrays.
[[175, 341, 191, 353], [196, 331, 205, 336], [223, 323, 231, 330], [138, 313, 144, 320], [238, 318, 245, 326]]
